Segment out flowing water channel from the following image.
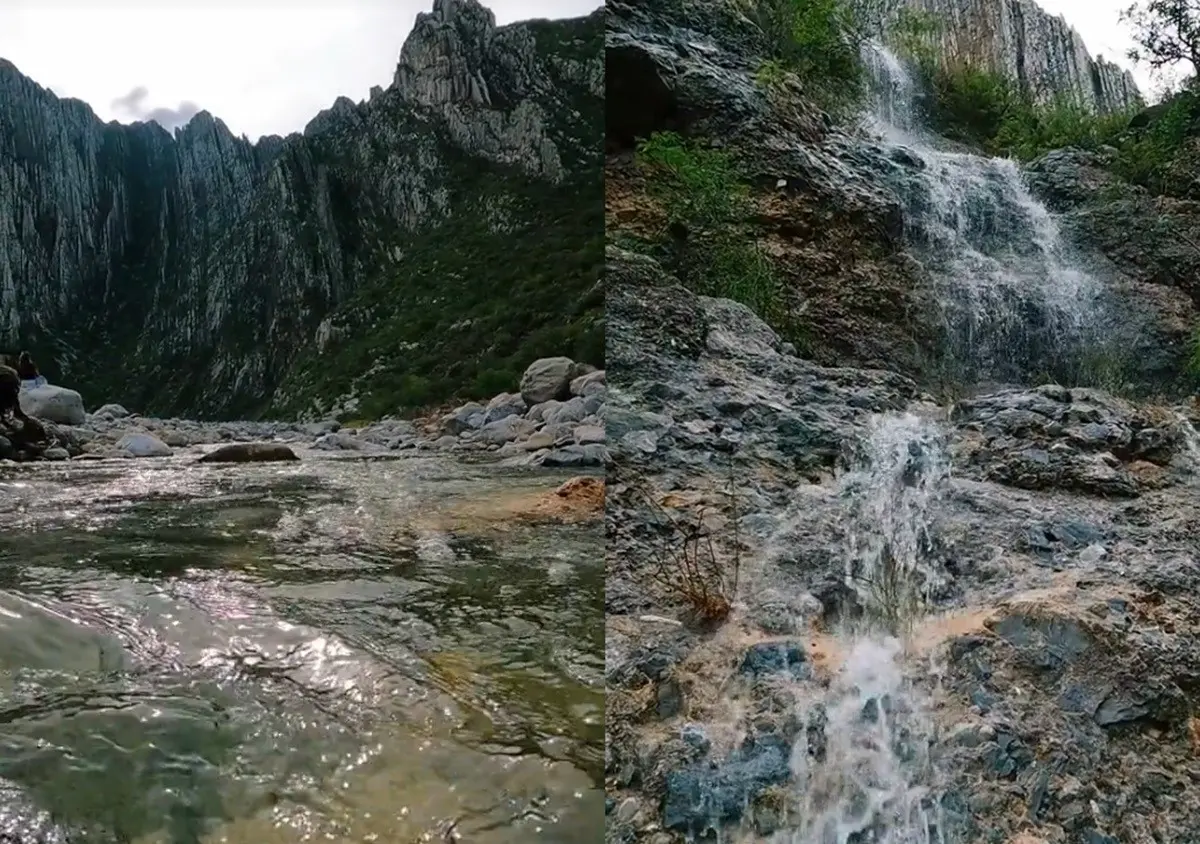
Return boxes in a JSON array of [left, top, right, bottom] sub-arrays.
[[0, 451, 603, 843], [764, 47, 1124, 842]]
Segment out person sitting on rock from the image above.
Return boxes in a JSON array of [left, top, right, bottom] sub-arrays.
[[16, 352, 46, 389]]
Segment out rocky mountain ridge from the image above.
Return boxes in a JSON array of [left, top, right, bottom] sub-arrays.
[[903, 0, 1141, 113], [0, 0, 603, 420]]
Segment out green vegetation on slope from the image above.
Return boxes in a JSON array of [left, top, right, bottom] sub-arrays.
[[915, 58, 1200, 193], [269, 157, 603, 421], [631, 131, 805, 348], [267, 11, 605, 422], [749, 0, 905, 114]]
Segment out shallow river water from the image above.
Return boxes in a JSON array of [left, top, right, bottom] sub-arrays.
[[0, 450, 603, 843]]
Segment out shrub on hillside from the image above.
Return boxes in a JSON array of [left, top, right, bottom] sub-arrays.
[[634, 131, 799, 340], [749, 0, 904, 112]]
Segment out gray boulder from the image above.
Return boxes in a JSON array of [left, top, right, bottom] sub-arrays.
[[483, 392, 527, 424], [20, 385, 85, 426], [570, 369, 605, 396], [476, 415, 538, 445], [441, 402, 487, 435], [519, 357, 583, 405], [93, 403, 131, 419], [200, 443, 300, 463]]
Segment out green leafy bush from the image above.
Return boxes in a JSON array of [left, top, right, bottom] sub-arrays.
[[749, 0, 902, 112], [635, 131, 797, 340]]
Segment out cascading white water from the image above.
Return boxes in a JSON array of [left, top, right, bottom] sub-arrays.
[[862, 45, 1110, 388], [770, 414, 950, 844], [780, 638, 941, 844], [840, 413, 949, 631], [767, 51, 1110, 843]]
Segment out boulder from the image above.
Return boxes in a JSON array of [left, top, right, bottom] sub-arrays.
[[300, 420, 340, 437], [574, 424, 606, 445], [93, 403, 131, 419], [519, 357, 583, 405], [199, 443, 300, 463], [441, 402, 487, 435], [476, 415, 538, 445], [20, 385, 85, 426], [313, 432, 368, 451], [483, 392, 527, 424], [543, 396, 589, 427], [161, 430, 191, 447], [115, 432, 172, 458], [570, 369, 605, 396]]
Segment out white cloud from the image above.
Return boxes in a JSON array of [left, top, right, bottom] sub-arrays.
[[0, 0, 602, 140]]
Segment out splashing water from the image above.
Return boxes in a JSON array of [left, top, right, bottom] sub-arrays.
[[765, 414, 951, 843], [841, 413, 950, 634], [778, 638, 942, 844], [861, 45, 1112, 388], [1174, 411, 1200, 468]]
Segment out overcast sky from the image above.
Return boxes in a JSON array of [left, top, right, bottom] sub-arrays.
[[1035, 0, 1188, 99], [0, 0, 602, 141]]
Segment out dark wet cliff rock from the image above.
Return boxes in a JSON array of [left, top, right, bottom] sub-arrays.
[[606, 0, 938, 382], [0, 0, 603, 419], [605, 0, 1197, 398], [903, 0, 1141, 113]]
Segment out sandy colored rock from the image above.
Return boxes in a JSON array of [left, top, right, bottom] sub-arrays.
[[421, 475, 605, 535]]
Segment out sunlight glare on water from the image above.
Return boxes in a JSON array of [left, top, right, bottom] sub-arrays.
[[0, 453, 602, 843]]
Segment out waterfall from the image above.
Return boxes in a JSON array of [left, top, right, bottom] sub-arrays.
[[768, 413, 950, 843], [764, 46, 1121, 844], [861, 44, 1113, 389]]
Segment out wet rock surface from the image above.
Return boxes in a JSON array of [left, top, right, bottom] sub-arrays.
[[1025, 148, 1200, 394], [604, 250, 1200, 842], [605, 0, 938, 382]]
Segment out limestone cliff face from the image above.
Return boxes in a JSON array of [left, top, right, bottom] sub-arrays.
[[0, 0, 602, 419], [903, 0, 1141, 113]]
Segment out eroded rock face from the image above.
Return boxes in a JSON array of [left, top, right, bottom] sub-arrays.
[[903, 0, 1141, 113], [1022, 148, 1200, 394], [0, 0, 602, 420]]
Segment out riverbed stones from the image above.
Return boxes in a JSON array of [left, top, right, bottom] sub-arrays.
[[483, 391, 526, 424], [199, 443, 300, 463], [570, 369, 605, 396], [441, 401, 487, 434], [93, 403, 131, 419], [574, 424, 605, 444], [313, 432, 372, 451], [115, 432, 172, 458], [475, 415, 537, 445]]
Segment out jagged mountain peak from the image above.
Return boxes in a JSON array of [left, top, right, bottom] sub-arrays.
[[394, 0, 499, 108]]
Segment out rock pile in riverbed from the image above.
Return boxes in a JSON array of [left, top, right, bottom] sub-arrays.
[[0, 356, 607, 466], [434, 355, 607, 468]]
